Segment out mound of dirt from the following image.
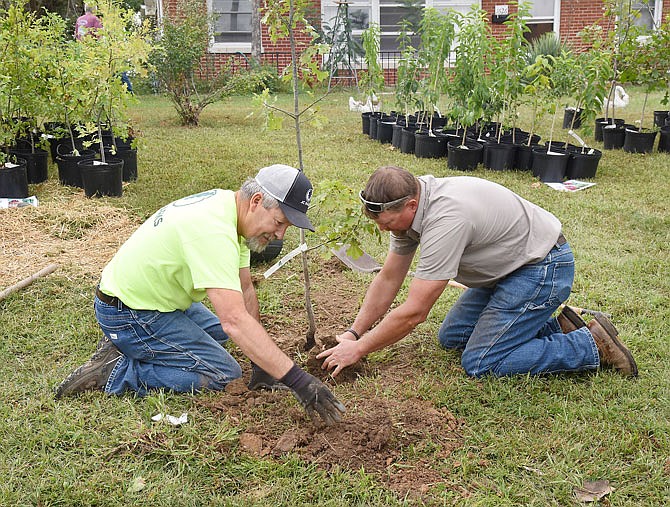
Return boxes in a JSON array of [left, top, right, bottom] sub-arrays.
[[199, 380, 462, 498], [199, 257, 465, 499]]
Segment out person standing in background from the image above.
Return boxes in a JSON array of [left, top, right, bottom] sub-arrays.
[[75, 4, 102, 40]]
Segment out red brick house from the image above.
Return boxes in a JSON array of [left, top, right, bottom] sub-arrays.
[[155, 0, 669, 83]]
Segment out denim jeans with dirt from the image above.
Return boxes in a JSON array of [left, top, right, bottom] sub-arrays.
[[438, 241, 599, 377], [95, 298, 242, 396]]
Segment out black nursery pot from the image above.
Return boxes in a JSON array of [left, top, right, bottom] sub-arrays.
[[563, 108, 582, 129], [391, 123, 404, 149], [0, 158, 29, 198], [483, 141, 517, 171], [447, 140, 484, 171], [55, 149, 96, 188], [399, 125, 418, 154], [414, 130, 447, 159], [514, 143, 541, 171], [623, 128, 658, 154], [105, 146, 138, 181], [653, 110, 669, 128], [531, 147, 569, 182], [601, 123, 627, 150], [368, 112, 381, 139], [250, 239, 284, 265], [376, 120, 395, 144], [8, 148, 48, 184], [595, 117, 625, 142], [658, 126, 670, 153], [566, 148, 602, 179], [361, 112, 372, 135], [79, 158, 124, 198]]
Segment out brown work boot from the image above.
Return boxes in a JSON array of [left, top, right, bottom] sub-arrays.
[[55, 337, 122, 399], [557, 305, 587, 333], [587, 313, 638, 377]]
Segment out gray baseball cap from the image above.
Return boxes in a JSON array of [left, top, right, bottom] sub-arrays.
[[255, 164, 314, 232]]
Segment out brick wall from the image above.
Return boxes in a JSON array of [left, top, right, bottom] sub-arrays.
[[161, 0, 669, 82]]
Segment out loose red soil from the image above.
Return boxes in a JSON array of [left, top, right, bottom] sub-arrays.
[[197, 258, 465, 499]]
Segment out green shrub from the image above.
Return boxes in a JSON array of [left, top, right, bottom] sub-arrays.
[[525, 32, 571, 65], [228, 64, 284, 94]]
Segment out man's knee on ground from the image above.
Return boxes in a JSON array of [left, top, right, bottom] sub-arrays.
[[461, 351, 495, 378], [438, 329, 467, 350], [202, 361, 243, 390]]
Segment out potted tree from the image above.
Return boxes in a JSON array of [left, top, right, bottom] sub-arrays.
[[358, 23, 385, 138], [392, 20, 420, 151], [517, 54, 553, 170], [0, 1, 36, 198], [414, 7, 455, 158], [583, 0, 638, 142], [76, 0, 151, 196], [619, 18, 670, 153], [531, 50, 575, 182], [5, 9, 63, 186], [50, 37, 97, 188], [488, 2, 532, 147], [447, 6, 489, 170], [562, 50, 611, 178]]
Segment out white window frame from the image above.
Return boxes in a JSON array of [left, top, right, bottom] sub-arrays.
[[322, 0, 480, 68], [208, 0, 252, 54]]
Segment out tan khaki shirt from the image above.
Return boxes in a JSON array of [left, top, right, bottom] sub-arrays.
[[390, 175, 562, 287]]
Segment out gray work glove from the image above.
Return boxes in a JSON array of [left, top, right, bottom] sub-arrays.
[[280, 363, 346, 426]]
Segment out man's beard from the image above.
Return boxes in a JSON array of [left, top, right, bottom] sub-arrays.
[[246, 235, 273, 253]]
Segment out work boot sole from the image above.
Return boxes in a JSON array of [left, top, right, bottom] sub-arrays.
[[54, 340, 122, 399], [558, 305, 587, 333], [593, 312, 638, 377]]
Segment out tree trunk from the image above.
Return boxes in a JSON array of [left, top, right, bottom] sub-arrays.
[[251, 0, 261, 63]]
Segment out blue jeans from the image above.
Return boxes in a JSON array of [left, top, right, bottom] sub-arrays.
[[438, 241, 599, 377], [120, 72, 133, 93], [95, 298, 242, 395]]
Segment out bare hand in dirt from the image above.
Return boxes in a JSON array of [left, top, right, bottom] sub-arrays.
[[337, 330, 357, 342], [280, 364, 346, 425], [316, 337, 362, 378]]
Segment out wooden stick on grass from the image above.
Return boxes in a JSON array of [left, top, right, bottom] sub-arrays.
[[0, 264, 58, 302]]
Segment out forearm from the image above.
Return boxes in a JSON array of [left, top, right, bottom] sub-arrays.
[[225, 314, 294, 379], [356, 304, 422, 356], [350, 270, 404, 335]]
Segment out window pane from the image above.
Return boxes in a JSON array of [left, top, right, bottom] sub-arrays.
[[212, 0, 251, 43], [324, 5, 371, 30], [528, 0, 555, 18], [213, 0, 251, 12], [214, 32, 251, 43], [215, 13, 251, 32], [632, 1, 655, 30], [380, 6, 423, 31]]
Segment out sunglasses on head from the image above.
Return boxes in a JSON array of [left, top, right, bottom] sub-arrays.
[[359, 190, 410, 214]]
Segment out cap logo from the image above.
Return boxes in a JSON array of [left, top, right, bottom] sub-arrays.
[[302, 188, 313, 207]]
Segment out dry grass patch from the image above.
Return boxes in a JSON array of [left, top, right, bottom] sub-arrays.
[[0, 194, 139, 289]]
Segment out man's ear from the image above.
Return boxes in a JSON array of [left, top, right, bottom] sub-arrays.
[[249, 192, 263, 211], [407, 198, 419, 212]]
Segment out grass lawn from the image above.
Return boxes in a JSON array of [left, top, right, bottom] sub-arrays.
[[1, 87, 669, 506]]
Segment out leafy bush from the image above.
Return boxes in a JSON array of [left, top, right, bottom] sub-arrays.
[[525, 32, 571, 65], [149, 0, 234, 126], [228, 64, 284, 95]]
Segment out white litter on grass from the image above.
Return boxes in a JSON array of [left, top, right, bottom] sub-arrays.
[[0, 196, 39, 208], [151, 412, 188, 426]]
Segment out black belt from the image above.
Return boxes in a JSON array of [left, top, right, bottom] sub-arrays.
[[96, 286, 129, 309], [556, 232, 567, 246]]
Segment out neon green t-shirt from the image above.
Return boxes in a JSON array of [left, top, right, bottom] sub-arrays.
[[100, 189, 250, 311]]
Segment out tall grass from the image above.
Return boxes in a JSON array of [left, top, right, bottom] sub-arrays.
[[1, 87, 668, 505]]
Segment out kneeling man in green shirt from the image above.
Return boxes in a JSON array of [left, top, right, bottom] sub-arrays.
[[56, 164, 345, 426]]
